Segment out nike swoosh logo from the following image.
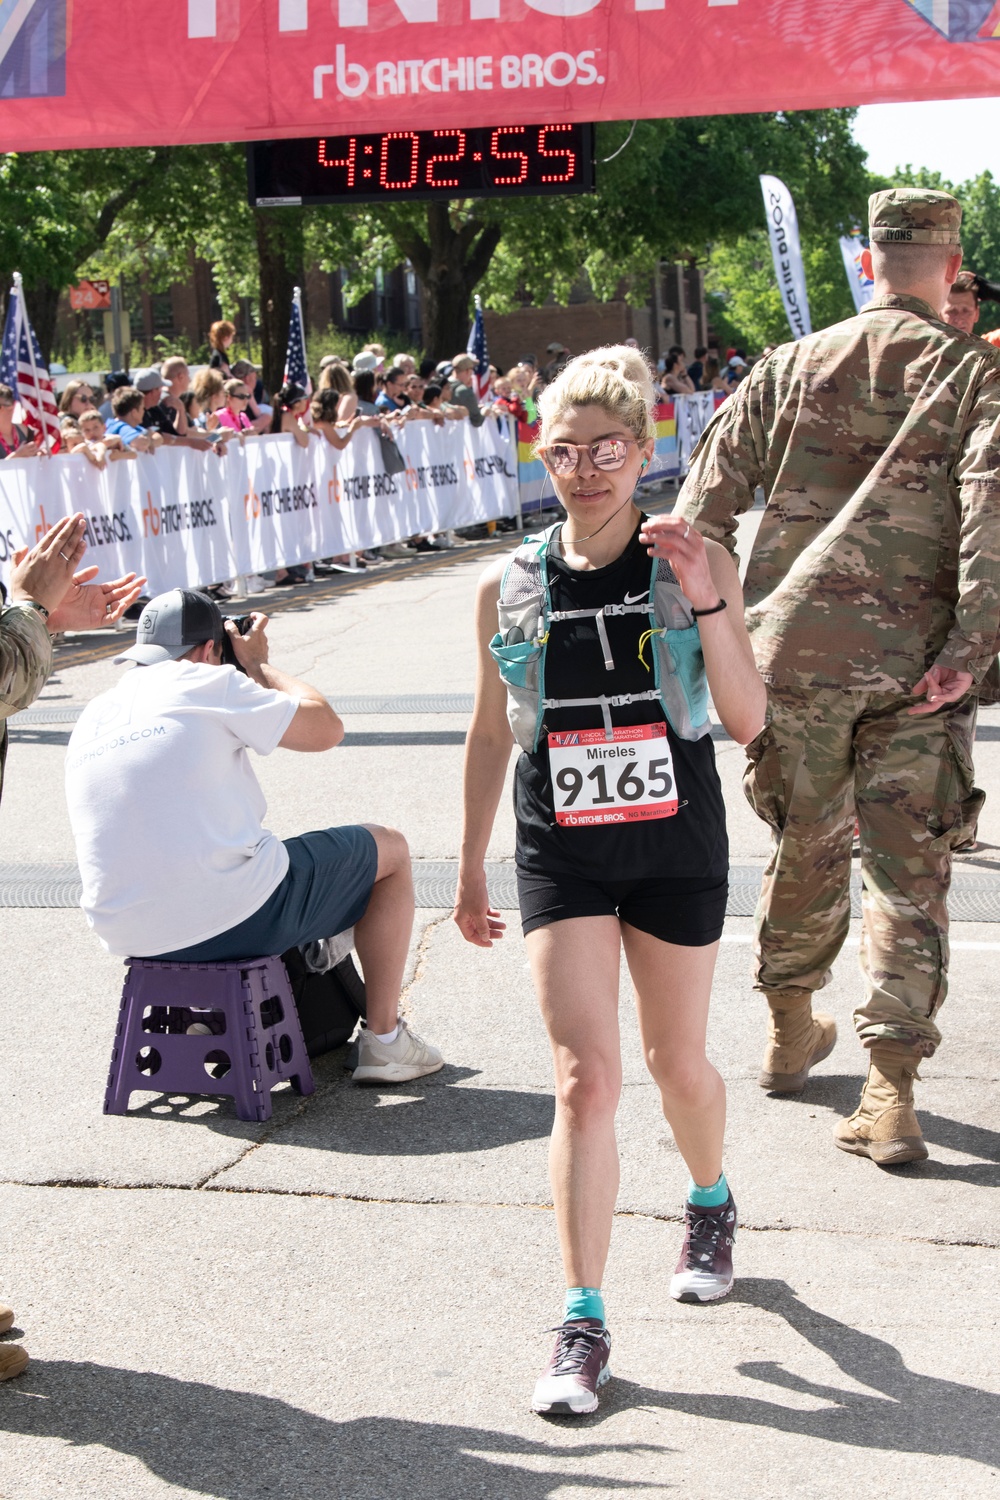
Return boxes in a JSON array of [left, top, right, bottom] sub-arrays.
[[623, 590, 649, 604]]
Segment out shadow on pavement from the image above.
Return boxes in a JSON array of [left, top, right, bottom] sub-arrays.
[[764, 1073, 861, 1116], [123, 1064, 555, 1157], [919, 1111, 1000, 1162], [5, 727, 73, 746], [607, 1278, 999, 1472], [778, 1077, 1000, 1183], [0, 1362, 662, 1499]]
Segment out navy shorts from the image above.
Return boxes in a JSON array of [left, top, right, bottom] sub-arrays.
[[516, 867, 728, 947], [156, 826, 378, 963]]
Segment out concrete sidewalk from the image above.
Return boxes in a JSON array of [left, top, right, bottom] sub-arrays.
[[1, 545, 998, 1499]]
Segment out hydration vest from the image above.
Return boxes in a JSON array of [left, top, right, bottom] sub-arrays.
[[490, 522, 711, 753]]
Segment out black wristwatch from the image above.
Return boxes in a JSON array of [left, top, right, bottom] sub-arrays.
[[18, 598, 50, 621]]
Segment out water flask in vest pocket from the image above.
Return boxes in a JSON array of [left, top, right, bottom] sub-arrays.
[[489, 631, 542, 690]]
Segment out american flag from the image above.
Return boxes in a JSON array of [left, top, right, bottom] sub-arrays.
[[0, 274, 60, 451], [283, 285, 312, 395], [467, 294, 491, 402]]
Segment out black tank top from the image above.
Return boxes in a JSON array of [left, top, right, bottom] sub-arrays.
[[513, 518, 729, 881]]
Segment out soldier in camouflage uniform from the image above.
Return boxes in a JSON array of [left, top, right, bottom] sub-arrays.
[[674, 188, 1000, 1166], [0, 510, 142, 1382]]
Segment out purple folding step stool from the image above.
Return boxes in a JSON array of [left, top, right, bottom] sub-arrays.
[[104, 955, 314, 1123]]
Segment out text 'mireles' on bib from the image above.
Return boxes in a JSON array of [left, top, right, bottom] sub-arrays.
[[547, 723, 679, 828]]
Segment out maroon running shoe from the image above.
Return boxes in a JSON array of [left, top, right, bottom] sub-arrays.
[[670, 1193, 737, 1303], [531, 1318, 611, 1415]]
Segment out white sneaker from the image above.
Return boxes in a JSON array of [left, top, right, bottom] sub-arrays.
[[352, 1018, 444, 1083]]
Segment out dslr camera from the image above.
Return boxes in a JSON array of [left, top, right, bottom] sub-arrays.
[[220, 614, 254, 673]]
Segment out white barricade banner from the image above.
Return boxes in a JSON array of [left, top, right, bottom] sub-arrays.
[[675, 392, 720, 476], [136, 446, 235, 594], [0, 418, 519, 594], [241, 436, 327, 576], [0, 448, 238, 595], [331, 427, 437, 552]]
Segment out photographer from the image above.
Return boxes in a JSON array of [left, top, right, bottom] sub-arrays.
[[65, 590, 442, 1084]]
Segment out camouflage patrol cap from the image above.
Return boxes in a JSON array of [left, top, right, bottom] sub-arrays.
[[868, 188, 962, 245]]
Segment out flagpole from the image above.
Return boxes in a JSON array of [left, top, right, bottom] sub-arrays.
[[13, 271, 53, 454]]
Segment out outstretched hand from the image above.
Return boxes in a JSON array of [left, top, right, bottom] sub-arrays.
[[908, 663, 974, 716], [10, 513, 88, 615], [47, 569, 146, 633]]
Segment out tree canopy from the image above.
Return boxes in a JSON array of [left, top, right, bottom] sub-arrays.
[[4, 107, 994, 380]]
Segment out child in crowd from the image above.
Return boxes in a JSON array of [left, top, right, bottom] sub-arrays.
[[270, 383, 311, 448], [217, 379, 255, 436]]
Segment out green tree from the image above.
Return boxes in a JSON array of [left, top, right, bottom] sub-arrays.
[[856, 163, 1000, 335], [0, 147, 176, 359], [707, 233, 861, 352], [0, 107, 874, 381], [306, 108, 871, 360], [703, 108, 875, 350], [951, 170, 1000, 335]]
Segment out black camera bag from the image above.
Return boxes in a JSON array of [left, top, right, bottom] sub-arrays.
[[280, 946, 367, 1058]]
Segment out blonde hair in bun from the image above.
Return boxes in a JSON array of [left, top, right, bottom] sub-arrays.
[[537, 345, 657, 447]]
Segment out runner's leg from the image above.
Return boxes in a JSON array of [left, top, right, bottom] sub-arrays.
[[624, 927, 736, 1301], [526, 915, 624, 1289], [622, 928, 725, 1186]]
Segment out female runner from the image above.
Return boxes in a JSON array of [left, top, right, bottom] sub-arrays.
[[454, 347, 766, 1415]]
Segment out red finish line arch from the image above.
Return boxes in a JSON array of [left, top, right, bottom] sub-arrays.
[[2, 0, 1000, 150]]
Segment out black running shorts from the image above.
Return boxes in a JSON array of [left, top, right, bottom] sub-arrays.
[[516, 867, 728, 946]]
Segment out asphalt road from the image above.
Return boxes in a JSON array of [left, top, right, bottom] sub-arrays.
[[1, 525, 998, 1499]]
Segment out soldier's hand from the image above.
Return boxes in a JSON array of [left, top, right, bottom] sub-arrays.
[[10, 513, 87, 615], [47, 569, 146, 634], [909, 664, 974, 715]]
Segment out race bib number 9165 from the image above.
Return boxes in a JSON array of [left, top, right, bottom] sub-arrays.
[[547, 723, 679, 827]]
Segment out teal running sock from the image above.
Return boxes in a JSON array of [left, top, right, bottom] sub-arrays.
[[688, 1171, 729, 1209], [563, 1286, 605, 1325]]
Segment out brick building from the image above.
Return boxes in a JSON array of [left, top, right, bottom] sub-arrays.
[[484, 262, 709, 371]]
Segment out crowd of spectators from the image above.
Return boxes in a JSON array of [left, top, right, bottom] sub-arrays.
[[650, 343, 750, 398], [1, 323, 775, 604]]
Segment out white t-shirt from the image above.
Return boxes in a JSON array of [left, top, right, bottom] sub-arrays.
[[66, 660, 298, 957]]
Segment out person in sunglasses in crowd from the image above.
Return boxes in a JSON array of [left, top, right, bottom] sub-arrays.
[[217, 378, 255, 435], [454, 346, 765, 1416]]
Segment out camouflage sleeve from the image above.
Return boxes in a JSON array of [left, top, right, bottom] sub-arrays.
[[675, 375, 766, 556], [0, 603, 53, 721], [941, 377, 1000, 682]]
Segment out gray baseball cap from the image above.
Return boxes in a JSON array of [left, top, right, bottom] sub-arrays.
[[114, 589, 223, 666], [133, 367, 166, 393]]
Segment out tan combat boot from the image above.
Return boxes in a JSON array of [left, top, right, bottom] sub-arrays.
[[759, 988, 838, 1093], [0, 1344, 28, 1381], [833, 1042, 928, 1166]]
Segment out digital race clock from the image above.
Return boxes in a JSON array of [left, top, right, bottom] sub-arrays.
[[247, 123, 595, 207]]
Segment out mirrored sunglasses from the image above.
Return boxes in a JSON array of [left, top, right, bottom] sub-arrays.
[[538, 438, 635, 477]]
